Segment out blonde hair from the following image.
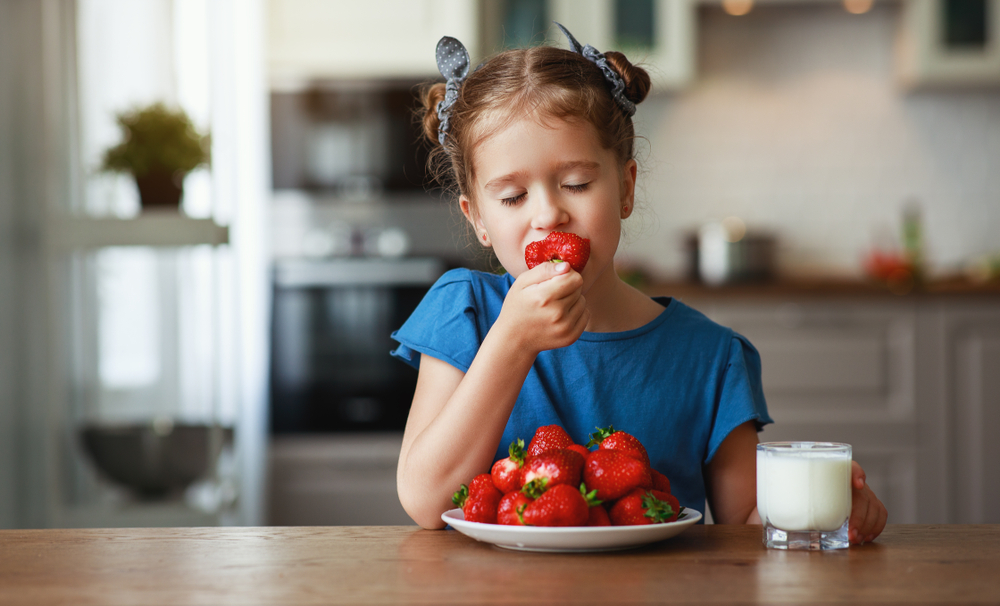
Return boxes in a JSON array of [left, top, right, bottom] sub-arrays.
[[418, 45, 650, 212]]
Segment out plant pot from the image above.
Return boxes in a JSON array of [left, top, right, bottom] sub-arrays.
[[135, 169, 183, 209]]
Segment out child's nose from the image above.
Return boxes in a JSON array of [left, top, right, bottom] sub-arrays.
[[529, 188, 569, 231]]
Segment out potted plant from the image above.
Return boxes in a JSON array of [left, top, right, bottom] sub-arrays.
[[100, 102, 211, 210]]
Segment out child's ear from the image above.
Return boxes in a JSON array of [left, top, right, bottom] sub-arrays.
[[460, 195, 492, 247], [620, 159, 637, 219]]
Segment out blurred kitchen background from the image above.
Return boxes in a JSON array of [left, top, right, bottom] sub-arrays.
[[1, 0, 997, 530]]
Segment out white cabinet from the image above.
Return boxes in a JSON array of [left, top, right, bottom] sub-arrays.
[[267, 0, 480, 81], [268, 0, 693, 88], [898, 0, 1000, 87], [684, 293, 1000, 524], [920, 302, 1000, 523]]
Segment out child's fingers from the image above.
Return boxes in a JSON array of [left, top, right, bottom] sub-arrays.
[[868, 498, 888, 542], [851, 460, 866, 490], [520, 260, 571, 287], [849, 486, 871, 544], [859, 491, 887, 543]]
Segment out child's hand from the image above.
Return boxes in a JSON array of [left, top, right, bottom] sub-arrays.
[[848, 461, 887, 544], [497, 261, 589, 354]]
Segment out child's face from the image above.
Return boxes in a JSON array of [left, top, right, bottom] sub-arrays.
[[461, 116, 636, 285]]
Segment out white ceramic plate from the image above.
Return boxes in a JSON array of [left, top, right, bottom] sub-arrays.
[[441, 507, 702, 552]]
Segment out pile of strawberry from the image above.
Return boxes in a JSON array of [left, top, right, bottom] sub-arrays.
[[452, 425, 683, 527]]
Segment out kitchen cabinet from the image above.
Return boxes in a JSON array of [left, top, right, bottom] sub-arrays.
[[267, 0, 692, 88], [482, 0, 695, 90], [919, 301, 1000, 523], [268, 433, 412, 525], [267, 0, 480, 82], [670, 287, 1000, 524], [898, 0, 1000, 87]]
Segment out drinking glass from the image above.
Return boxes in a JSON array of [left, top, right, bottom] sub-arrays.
[[756, 442, 852, 550]]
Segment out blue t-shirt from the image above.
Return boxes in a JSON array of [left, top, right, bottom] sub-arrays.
[[390, 268, 772, 516]]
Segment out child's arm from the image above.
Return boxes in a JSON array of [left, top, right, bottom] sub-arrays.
[[396, 262, 589, 529], [705, 421, 888, 544], [704, 421, 760, 524]]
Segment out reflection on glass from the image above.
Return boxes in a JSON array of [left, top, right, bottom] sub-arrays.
[[502, 0, 549, 48], [615, 0, 656, 49], [943, 0, 988, 48]]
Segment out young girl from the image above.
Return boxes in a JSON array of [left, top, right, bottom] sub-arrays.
[[391, 25, 887, 540]]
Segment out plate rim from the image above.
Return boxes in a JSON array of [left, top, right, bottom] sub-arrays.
[[441, 506, 702, 551]]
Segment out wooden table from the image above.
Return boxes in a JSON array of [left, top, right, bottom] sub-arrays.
[[1, 525, 998, 605]]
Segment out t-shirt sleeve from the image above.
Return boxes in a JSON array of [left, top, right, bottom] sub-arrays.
[[390, 270, 483, 373], [705, 334, 773, 464]]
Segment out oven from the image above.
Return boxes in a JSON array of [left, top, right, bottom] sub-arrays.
[[269, 257, 443, 434]]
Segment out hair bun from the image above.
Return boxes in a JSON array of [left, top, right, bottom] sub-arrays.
[[604, 51, 651, 106], [420, 83, 448, 146]]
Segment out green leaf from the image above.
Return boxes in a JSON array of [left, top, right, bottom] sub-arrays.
[[579, 482, 603, 507], [508, 438, 526, 466], [452, 484, 469, 508], [521, 477, 549, 499], [640, 491, 674, 524], [586, 425, 616, 448]]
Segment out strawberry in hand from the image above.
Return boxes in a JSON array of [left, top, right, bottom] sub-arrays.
[[524, 232, 591, 273]]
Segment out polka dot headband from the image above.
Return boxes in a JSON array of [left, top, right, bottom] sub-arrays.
[[434, 23, 636, 147]]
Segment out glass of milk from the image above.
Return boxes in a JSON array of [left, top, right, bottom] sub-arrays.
[[757, 442, 852, 550]]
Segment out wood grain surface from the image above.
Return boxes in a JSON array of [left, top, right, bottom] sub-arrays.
[[1, 525, 998, 605]]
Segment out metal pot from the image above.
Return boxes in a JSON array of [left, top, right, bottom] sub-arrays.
[[695, 220, 776, 285]]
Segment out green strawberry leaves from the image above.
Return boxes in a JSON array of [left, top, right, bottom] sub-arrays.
[[508, 438, 526, 467], [640, 491, 675, 523], [452, 484, 469, 508], [586, 425, 616, 448]]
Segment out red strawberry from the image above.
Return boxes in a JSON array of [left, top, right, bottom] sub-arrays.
[[524, 232, 591, 273], [608, 489, 681, 526], [651, 469, 671, 493], [496, 491, 533, 526], [521, 448, 584, 493], [587, 504, 612, 526], [587, 425, 650, 467], [491, 438, 526, 494], [526, 424, 575, 458], [452, 473, 502, 524], [579, 483, 610, 526], [582, 449, 652, 501], [520, 483, 589, 527]]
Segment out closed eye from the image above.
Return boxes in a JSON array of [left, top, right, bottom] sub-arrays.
[[500, 192, 526, 206], [565, 183, 589, 193]]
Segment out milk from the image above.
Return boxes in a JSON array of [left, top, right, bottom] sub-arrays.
[[757, 444, 852, 532]]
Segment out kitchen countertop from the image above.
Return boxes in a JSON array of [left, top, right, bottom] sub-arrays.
[[643, 276, 1000, 300], [1, 525, 998, 605]]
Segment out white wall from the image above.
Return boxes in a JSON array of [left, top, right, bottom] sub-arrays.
[[622, 3, 1000, 279]]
